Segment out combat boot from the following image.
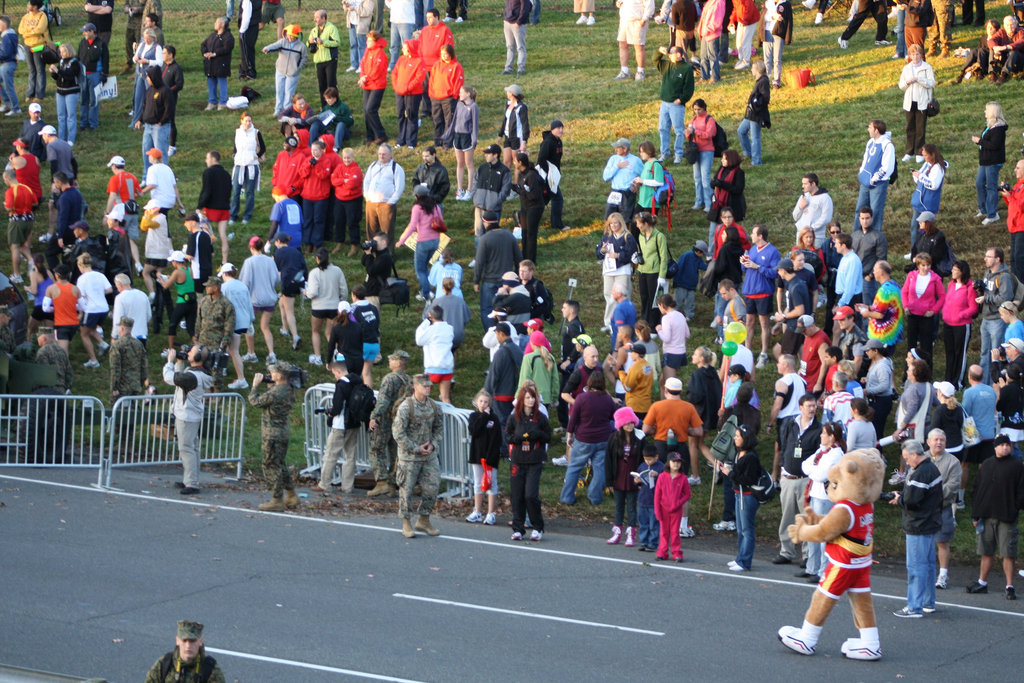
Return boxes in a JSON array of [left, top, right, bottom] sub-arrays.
[[258, 497, 285, 512], [284, 490, 300, 509], [415, 515, 441, 536], [367, 480, 391, 497], [402, 518, 416, 538]]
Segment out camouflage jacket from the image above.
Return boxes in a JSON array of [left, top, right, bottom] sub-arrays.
[[0, 324, 14, 354], [392, 395, 442, 460], [110, 335, 148, 397], [248, 382, 293, 440], [36, 342, 73, 393], [144, 647, 225, 683], [127, 0, 162, 26], [196, 295, 235, 349], [370, 370, 411, 424]]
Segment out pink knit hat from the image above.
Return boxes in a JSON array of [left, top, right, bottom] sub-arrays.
[[613, 406, 640, 430], [524, 330, 551, 355]]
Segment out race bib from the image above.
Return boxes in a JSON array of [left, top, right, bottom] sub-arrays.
[[607, 191, 622, 205]]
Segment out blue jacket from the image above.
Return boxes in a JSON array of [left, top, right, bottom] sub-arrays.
[[740, 242, 780, 298], [673, 249, 707, 289], [0, 28, 18, 63]]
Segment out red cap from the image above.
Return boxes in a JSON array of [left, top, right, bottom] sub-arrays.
[[146, 148, 163, 159], [833, 305, 855, 320]]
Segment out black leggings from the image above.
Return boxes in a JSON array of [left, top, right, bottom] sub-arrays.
[[168, 299, 196, 338], [637, 272, 662, 328], [510, 461, 544, 534], [613, 489, 638, 527], [905, 313, 937, 361], [334, 197, 363, 245], [944, 322, 970, 390]]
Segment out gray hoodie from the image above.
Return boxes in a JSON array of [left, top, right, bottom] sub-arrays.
[[264, 36, 308, 76]]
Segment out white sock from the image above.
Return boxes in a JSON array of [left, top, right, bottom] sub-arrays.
[[801, 620, 823, 646], [680, 516, 689, 530], [637, 68, 645, 74], [620, 66, 629, 74], [938, 568, 948, 579], [859, 626, 879, 646], [978, 579, 988, 586]]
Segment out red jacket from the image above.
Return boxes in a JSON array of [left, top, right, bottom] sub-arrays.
[[654, 471, 691, 517], [428, 59, 464, 100], [299, 146, 338, 201], [332, 160, 364, 201], [390, 39, 425, 95], [712, 223, 750, 258], [1006, 177, 1024, 234], [419, 23, 454, 68], [729, 0, 759, 26], [360, 41, 388, 91], [272, 149, 301, 195]]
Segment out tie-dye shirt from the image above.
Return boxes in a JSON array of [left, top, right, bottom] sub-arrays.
[[868, 279, 903, 346]]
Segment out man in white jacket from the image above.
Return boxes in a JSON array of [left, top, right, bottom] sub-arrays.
[[415, 304, 455, 402], [792, 173, 834, 247]]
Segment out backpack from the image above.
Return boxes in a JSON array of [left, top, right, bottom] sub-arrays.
[[712, 124, 729, 158], [998, 272, 1024, 310], [345, 382, 376, 428], [710, 415, 740, 465], [653, 165, 675, 209], [889, 163, 899, 186], [750, 470, 777, 503], [388, 377, 415, 423], [378, 262, 410, 313], [530, 280, 555, 323], [159, 652, 217, 683]]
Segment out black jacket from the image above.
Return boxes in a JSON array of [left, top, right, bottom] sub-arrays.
[[412, 161, 451, 204], [197, 164, 232, 211], [744, 75, 771, 126], [505, 409, 550, 465], [707, 165, 746, 223], [712, 240, 744, 289], [77, 37, 109, 79], [778, 416, 822, 476], [161, 61, 184, 103], [140, 67, 172, 125], [516, 166, 545, 211], [731, 449, 765, 488], [352, 301, 381, 343], [361, 248, 394, 296], [687, 366, 723, 431], [899, 457, 943, 534], [468, 409, 503, 466], [972, 455, 1024, 524], [51, 58, 82, 95], [605, 428, 644, 491], [201, 29, 235, 79], [537, 130, 563, 169], [485, 339, 524, 399], [978, 123, 1006, 167], [328, 374, 355, 421], [186, 230, 213, 286], [326, 320, 364, 370]]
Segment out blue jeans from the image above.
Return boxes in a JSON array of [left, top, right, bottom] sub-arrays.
[[207, 77, 228, 105], [302, 197, 328, 247], [976, 164, 1002, 218], [530, 0, 540, 24], [348, 27, 366, 70], [231, 165, 258, 223], [693, 150, 713, 210], [141, 123, 170, 175], [560, 440, 606, 505], [80, 72, 102, 129], [764, 33, 784, 84], [806, 497, 834, 577], [56, 91, 79, 144], [860, 278, 879, 332], [981, 317, 1007, 384], [720, 474, 736, 522], [854, 182, 888, 233], [309, 119, 350, 150], [24, 50, 45, 99], [0, 61, 18, 113], [734, 491, 760, 570], [479, 281, 499, 328], [131, 73, 146, 126], [737, 118, 762, 165], [638, 504, 659, 548], [905, 532, 936, 612], [275, 71, 300, 116], [895, 9, 907, 58], [388, 23, 416, 70], [699, 38, 720, 81], [658, 101, 686, 158], [714, 292, 727, 339], [415, 238, 439, 298]]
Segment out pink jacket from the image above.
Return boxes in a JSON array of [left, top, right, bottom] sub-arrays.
[[942, 280, 979, 326], [901, 270, 945, 316], [654, 470, 692, 517], [697, 0, 726, 40]]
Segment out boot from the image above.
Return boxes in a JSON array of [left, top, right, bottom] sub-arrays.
[[606, 525, 622, 545], [367, 480, 391, 497], [401, 517, 416, 538], [624, 526, 636, 547], [258, 497, 285, 512], [415, 515, 441, 536], [284, 490, 299, 509]]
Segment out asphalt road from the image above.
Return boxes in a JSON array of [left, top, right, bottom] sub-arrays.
[[1, 467, 1022, 682]]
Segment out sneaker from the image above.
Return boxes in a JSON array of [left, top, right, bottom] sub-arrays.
[[875, 40, 892, 46], [242, 353, 259, 363], [551, 456, 568, 466], [10, 274, 22, 285], [922, 605, 936, 613], [981, 215, 1001, 226], [965, 581, 988, 594], [888, 469, 906, 486], [291, 336, 301, 351], [838, 38, 849, 49], [1018, 569, 1024, 579], [456, 16, 464, 22], [484, 512, 496, 525], [511, 531, 523, 541], [228, 219, 236, 226], [634, 71, 645, 81], [468, 259, 476, 268], [802, 0, 816, 7], [974, 210, 986, 219], [160, 348, 170, 358], [936, 575, 948, 589], [148, 291, 156, 304], [679, 526, 695, 538], [345, 65, 357, 72], [415, 293, 426, 302], [38, 233, 52, 243], [227, 379, 249, 390], [840, 638, 882, 661], [729, 563, 748, 572], [0, 104, 7, 113], [586, 15, 595, 25], [576, 14, 587, 24], [1007, 586, 1017, 600], [713, 520, 737, 531], [83, 359, 101, 368], [502, 68, 513, 75], [308, 354, 322, 365], [279, 327, 290, 338], [179, 321, 187, 330], [266, 352, 278, 364], [656, 153, 667, 163], [613, 70, 630, 81], [97, 342, 110, 357], [530, 529, 543, 542], [915, 155, 924, 163], [815, 11, 824, 23], [901, 154, 913, 162], [754, 352, 769, 369], [673, 155, 683, 164], [903, 252, 913, 261], [168, 145, 177, 158], [778, 626, 816, 655], [688, 476, 702, 486], [466, 510, 484, 523], [135, 261, 144, 275], [892, 607, 922, 618]]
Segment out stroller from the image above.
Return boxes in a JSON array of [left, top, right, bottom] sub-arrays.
[[42, 0, 63, 28]]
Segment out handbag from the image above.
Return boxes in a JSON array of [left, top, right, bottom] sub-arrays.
[[925, 99, 940, 118], [430, 207, 447, 233], [664, 242, 678, 280], [683, 137, 699, 165], [961, 407, 981, 448], [378, 263, 410, 312]]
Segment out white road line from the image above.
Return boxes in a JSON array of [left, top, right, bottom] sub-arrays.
[[4, 473, 1024, 621], [393, 593, 665, 636], [204, 647, 423, 682]]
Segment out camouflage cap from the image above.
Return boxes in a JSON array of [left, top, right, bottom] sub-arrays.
[[118, 316, 134, 328], [177, 621, 203, 640], [388, 349, 410, 361], [270, 361, 294, 374], [205, 276, 223, 287]]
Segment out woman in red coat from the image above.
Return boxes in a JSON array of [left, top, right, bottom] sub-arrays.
[[428, 45, 464, 149], [390, 38, 425, 149], [359, 30, 388, 144], [330, 148, 364, 254]]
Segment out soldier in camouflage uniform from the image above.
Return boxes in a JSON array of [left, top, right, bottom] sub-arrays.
[[249, 362, 298, 512], [123, 0, 163, 73], [195, 276, 235, 350], [110, 317, 149, 398], [35, 328, 73, 394], [366, 349, 412, 497], [145, 620, 225, 683], [0, 306, 14, 354], [393, 374, 444, 538]]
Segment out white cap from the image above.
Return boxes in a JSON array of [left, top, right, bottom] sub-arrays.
[[934, 381, 956, 398], [28, 102, 41, 113], [106, 155, 126, 168], [797, 314, 816, 329], [104, 203, 126, 222], [218, 262, 235, 275], [38, 125, 57, 136], [169, 250, 186, 262], [144, 198, 161, 210], [337, 301, 352, 314]]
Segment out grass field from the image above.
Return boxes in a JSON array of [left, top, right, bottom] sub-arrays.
[[2, 3, 1022, 562]]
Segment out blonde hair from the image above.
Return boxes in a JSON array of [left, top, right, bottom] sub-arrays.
[[535, 343, 555, 372], [605, 212, 625, 234], [797, 227, 816, 250], [986, 101, 1007, 127]]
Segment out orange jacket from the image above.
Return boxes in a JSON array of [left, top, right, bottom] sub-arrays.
[[390, 39, 426, 95], [428, 59, 464, 100], [419, 23, 454, 67], [331, 160, 364, 201], [360, 41, 388, 91]]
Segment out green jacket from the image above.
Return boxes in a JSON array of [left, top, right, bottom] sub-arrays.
[[518, 350, 559, 405], [636, 228, 669, 277], [308, 21, 342, 64], [656, 51, 694, 105], [636, 159, 665, 213], [320, 98, 355, 129]]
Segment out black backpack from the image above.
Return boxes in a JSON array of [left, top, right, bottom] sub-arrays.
[[378, 262, 410, 313], [712, 124, 729, 158], [345, 382, 376, 428], [751, 470, 777, 503]]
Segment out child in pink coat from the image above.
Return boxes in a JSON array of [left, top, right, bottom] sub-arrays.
[[653, 451, 691, 561]]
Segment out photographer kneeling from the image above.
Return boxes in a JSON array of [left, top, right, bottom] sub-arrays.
[[249, 363, 299, 512], [361, 232, 394, 310], [162, 345, 216, 495]]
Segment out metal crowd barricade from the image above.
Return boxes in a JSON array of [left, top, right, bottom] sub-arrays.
[[436, 402, 473, 499], [99, 392, 246, 488], [299, 383, 371, 483], [0, 394, 106, 469]]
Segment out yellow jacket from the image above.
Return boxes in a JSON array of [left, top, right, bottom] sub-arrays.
[[18, 11, 49, 48], [618, 358, 654, 414]]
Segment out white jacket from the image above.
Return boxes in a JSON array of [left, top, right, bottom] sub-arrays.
[[792, 189, 834, 246], [415, 319, 454, 373], [899, 60, 935, 111]]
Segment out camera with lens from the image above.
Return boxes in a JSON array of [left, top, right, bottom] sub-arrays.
[[997, 182, 1012, 193], [179, 344, 229, 376], [308, 42, 318, 54], [265, 365, 308, 389], [878, 491, 896, 502], [361, 240, 375, 251], [972, 279, 986, 295]]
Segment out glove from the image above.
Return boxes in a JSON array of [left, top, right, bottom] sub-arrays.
[[657, 278, 668, 293]]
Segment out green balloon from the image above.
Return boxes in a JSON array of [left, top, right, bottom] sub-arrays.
[[721, 341, 738, 356]]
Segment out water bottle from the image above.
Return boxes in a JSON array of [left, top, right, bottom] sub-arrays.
[[667, 428, 677, 447]]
